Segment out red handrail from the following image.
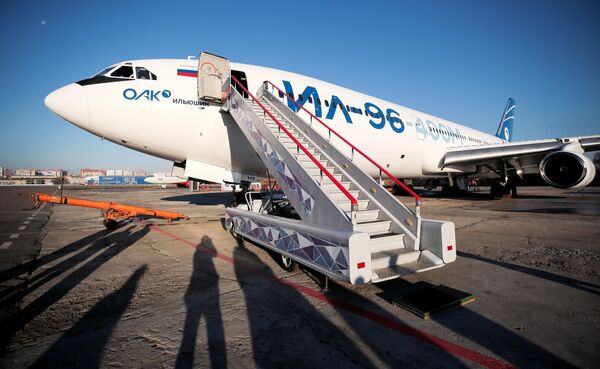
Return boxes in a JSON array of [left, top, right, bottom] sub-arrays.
[[265, 81, 422, 202], [230, 76, 358, 208]]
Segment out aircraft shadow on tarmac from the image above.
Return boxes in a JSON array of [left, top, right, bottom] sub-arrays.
[[370, 277, 580, 369], [161, 192, 232, 206], [230, 237, 494, 368], [458, 251, 600, 296], [0, 225, 150, 356], [235, 236, 581, 369]]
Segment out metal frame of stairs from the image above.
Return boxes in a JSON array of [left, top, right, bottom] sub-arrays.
[[216, 72, 456, 284]]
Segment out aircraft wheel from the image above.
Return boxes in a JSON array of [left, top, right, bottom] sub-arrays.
[[441, 184, 451, 195], [279, 254, 298, 272], [490, 183, 503, 199]]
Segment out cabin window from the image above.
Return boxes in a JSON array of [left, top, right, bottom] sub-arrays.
[[110, 65, 134, 79], [278, 91, 284, 98], [94, 65, 116, 77], [308, 96, 313, 103], [298, 94, 304, 102], [324, 100, 329, 107], [317, 98, 321, 105], [136, 67, 157, 80]]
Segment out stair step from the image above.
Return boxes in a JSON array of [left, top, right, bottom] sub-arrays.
[[298, 154, 323, 162], [370, 233, 405, 252], [287, 145, 318, 155], [308, 170, 342, 181], [371, 259, 443, 282], [329, 190, 359, 200], [320, 181, 352, 190], [346, 209, 379, 223], [371, 249, 419, 270], [354, 220, 390, 234], [337, 199, 369, 212], [281, 139, 309, 149], [299, 158, 328, 167]]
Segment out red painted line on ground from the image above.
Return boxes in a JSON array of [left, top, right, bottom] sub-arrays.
[[147, 223, 516, 369]]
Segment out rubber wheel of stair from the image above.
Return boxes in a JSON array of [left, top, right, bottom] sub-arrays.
[[103, 219, 118, 230], [279, 254, 298, 272], [230, 226, 242, 241]]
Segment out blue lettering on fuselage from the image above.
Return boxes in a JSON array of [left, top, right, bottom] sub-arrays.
[[281, 81, 464, 142], [123, 88, 170, 102], [283, 81, 322, 117]]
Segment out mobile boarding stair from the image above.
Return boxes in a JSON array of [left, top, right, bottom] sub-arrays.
[[197, 52, 456, 284]]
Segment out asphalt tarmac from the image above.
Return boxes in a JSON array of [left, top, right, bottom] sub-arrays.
[[0, 185, 598, 368]]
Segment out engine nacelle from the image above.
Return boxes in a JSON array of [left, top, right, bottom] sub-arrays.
[[539, 151, 596, 189]]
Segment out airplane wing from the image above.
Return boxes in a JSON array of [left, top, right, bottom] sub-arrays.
[[441, 136, 600, 168], [439, 135, 600, 188]]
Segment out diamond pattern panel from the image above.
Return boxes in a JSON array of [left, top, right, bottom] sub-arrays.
[[230, 96, 314, 214], [231, 214, 349, 278]]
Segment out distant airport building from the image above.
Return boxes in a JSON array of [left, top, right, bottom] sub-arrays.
[[0, 166, 10, 179], [106, 169, 146, 177], [80, 168, 106, 177], [15, 168, 37, 177], [98, 176, 146, 185], [13, 169, 66, 178]]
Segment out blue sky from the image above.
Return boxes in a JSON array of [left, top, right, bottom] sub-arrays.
[[0, 0, 598, 174]]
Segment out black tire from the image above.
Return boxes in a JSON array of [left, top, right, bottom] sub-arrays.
[[103, 219, 118, 230], [441, 184, 451, 195], [490, 183, 502, 199], [392, 183, 414, 196], [279, 254, 298, 272]]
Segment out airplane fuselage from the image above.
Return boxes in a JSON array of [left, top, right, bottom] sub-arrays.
[[46, 59, 506, 183]]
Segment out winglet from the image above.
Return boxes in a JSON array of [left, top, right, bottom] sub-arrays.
[[495, 98, 515, 142]]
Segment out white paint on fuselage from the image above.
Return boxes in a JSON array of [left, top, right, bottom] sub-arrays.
[[54, 59, 504, 180]]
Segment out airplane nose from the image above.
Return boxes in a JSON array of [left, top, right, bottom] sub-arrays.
[[44, 83, 89, 127]]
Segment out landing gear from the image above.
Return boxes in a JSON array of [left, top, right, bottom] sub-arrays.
[[490, 181, 517, 199], [278, 254, 298, 272], [441, 184, 464, 196], [392, 183, 414, 196]]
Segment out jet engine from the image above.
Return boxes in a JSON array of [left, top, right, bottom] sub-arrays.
[[539, 151, 596, 188]]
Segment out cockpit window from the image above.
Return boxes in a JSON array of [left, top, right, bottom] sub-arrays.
[[94, 65, 116, 77], [136, 67, 157, 80], [110, 65, 134, 79]]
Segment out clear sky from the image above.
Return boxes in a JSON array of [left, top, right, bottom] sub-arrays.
[[0, 0, 598, 174]]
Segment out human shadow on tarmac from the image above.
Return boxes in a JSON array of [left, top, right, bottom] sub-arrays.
[[233, 240, 381, 369], [175, 236, 227, 369], [375, 278, 580, 369], [0, 225, 149, 353], [27, 265, 147, 369], [161, 193, 232, 206], [458, 251, 600, 296]]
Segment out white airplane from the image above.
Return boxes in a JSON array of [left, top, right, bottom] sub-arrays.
[[44, 57, 600, 198], [144, 172, 187, 185]]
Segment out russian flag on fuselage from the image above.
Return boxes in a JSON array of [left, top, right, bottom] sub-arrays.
[[177, 69, 198, 77]]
